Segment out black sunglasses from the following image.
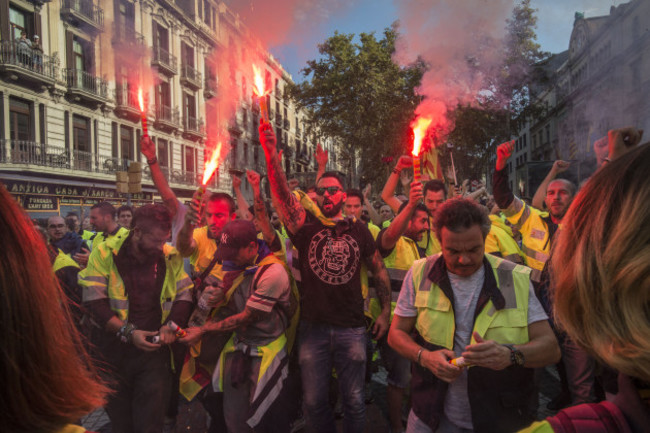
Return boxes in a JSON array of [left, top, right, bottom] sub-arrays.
[[316, 186, 342, 196]]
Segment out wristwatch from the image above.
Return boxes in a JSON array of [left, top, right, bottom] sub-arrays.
[[503, 344, 525, 366]]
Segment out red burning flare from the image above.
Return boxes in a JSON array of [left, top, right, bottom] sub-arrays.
[[411, 117, 433, 157], [202, 142, 222, 185], [138, 87, 148, 137], [252, 64, 270, 124], [138, 87, 145, 112]]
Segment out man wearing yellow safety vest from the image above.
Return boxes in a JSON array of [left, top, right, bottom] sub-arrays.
[[89, 201, 130, 251], [260, 122, 392, 433], [492, 140, 575, 285], [180, 220, 294, 432], [376, 181, 430, 433], [388, 199, 560, 433], [80, 204, 194, 433]]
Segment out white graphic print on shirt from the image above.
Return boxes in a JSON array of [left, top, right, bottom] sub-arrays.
[[308, 229, 360, 285]]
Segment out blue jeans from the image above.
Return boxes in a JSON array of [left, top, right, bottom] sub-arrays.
[[298, 321, 367, 433]]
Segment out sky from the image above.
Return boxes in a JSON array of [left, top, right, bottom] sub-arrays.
[[266, 0, 621, 81]]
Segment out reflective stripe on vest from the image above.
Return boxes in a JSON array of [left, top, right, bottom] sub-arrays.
[[81, 235, 191, 322], [412, 254, 531, 350], [213, 334, 288, 428]]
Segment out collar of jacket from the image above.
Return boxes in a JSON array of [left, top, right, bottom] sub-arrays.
[[427, 255, 506, 320]]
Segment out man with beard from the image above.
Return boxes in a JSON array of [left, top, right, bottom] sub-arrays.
[[260, 122, 392, 433], [375, 182, 430, 433], [388, 199, 559, 433], [493, 140, 583, 410], [90, 202, 130, 251], [80, 204, 194, 433]]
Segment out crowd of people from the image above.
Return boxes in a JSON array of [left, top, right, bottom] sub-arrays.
[[1, 123, 648, 433]]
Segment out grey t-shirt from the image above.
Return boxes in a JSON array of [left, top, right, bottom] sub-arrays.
[[394, 262, 548, 430], [225, 262, 291, 347]]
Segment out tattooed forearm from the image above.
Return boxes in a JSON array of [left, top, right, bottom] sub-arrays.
[[253, 191, 276, 245], [265, 151, 305, 233], [202, 306, 267, 334], [366, 250, 391, 312]]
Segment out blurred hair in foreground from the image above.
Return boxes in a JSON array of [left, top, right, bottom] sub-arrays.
[[0, 183, 107, 432], [552, 142, 650, 382]]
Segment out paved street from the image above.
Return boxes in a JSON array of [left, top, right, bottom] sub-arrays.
[[83, 364, 562, 433]]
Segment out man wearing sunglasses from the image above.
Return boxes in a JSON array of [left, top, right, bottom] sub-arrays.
[[260, 122, 391, 433]]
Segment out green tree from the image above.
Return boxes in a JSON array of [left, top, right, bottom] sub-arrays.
[[287, 24, 425, 186], [447, 0, 549, 181]]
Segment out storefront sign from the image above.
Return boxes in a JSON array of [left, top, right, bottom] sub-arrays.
[[4, 179, 153, 201], [23, 195, 58, 211]]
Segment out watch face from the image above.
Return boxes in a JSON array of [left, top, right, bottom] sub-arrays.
[[513, 349, 525, 366]]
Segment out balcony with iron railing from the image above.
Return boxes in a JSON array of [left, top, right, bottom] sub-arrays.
[[154, 105, 180, 132], [112, 22, 145, 49], [60, 0, 104, 33], [180, 64, 202, 90], [182, 115, 206, 141], [152, 46, 177, 75], [114, 83, 140, 121], [204, 76, 217, 99], [0, 41, 58, 86], [64, 69, 108, 104]]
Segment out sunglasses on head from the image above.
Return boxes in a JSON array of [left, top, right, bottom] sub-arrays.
[[316, 186, 342, 196]]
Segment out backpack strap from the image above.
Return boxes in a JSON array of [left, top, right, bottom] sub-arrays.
[[547, 401, 631, 433], [251, 263, 296, 327]]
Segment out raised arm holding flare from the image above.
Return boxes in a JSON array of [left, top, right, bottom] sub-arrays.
[[141, 135, 180, 218]]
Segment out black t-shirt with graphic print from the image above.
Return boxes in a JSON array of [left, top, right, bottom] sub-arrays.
[[290, 218, 376, 328]]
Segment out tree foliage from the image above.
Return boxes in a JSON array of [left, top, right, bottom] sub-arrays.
[[447, 0, 549, 180], [287, 24, 425, 185]]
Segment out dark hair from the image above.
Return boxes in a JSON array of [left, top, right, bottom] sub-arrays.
[[117, 205, 133, 216], [345, 189, 364, 203], [319, 171, 345, 189], [549, 178, 577, 197], [306, 185, 317, 193], [132, 204, 172, 233], [433, 198, 491, 240], [91, 201, 116, 219], [65, 212, 79, 219], [423, 179, 447, 198], [65, 217, 76, 232], [397, 201, 430, 218], [208, 192, 236, 214]]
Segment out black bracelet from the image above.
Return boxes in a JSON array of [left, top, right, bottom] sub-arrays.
[[147, 156, 158, 165], [392, 168, 401, 175]]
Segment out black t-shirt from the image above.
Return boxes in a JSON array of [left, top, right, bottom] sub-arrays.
[[290, 217, 376, 328]]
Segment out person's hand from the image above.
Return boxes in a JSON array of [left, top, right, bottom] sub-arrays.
[[315, 143, 328, 169], [73, 247, 90, 267], [607, 127, 644, 162], [259, 122, 277, 154], [395, 155, 413, 172], [551, 160, 570, 175], [157, 324, 177, 345], [419, 349, 462, 383], [372, 311, 390, 340], [184, 188, 202, 227], [495, 139, 515, 171], [453, 185, 463, 198], [232, 174, 242, 190], [408, 181, 423, 204], [288, 178, 300, 191], [362, 183, 371, 200], [461, 332, 512, 371], [246, 169, 261, 194], [141, 135, 156, 161], [132, 330, 161, 352], [201, 285, 225, 308], [400, 169, 412, 189], [179, 327, 204, 346]]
